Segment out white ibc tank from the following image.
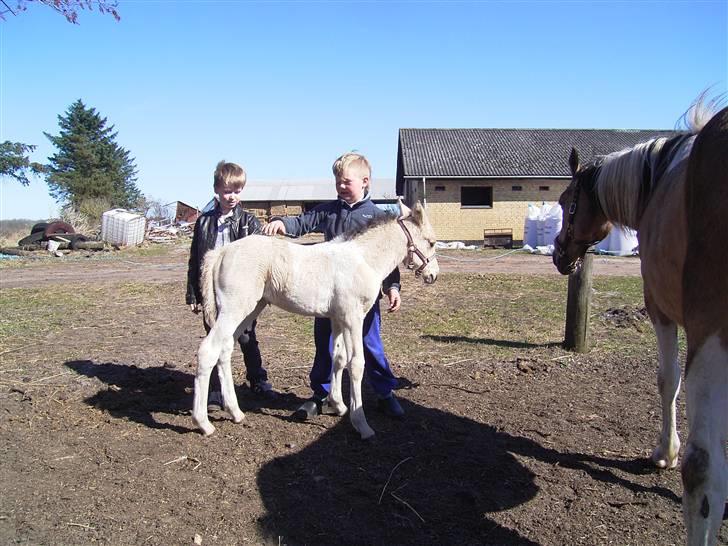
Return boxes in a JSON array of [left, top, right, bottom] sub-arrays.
[[101, 209, 146, 246], [596, 226, 638, 256]]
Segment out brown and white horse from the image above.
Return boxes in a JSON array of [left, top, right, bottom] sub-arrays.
[[553, 99, 727, 545]]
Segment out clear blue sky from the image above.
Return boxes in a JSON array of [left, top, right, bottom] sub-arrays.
[[1, 0, 726, 220]]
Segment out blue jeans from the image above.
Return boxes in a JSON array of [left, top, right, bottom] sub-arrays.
[[309, 303, 398, 399]]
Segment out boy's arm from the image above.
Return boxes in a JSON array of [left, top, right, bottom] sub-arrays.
[[382, 267, 402, 312], [266, 207, 326, 238]]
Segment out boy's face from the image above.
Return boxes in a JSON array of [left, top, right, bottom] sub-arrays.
[[215, 184, 243, 214], [335, 165, 369, 204]]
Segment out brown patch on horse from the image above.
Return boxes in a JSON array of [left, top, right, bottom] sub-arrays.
[[682, 446, 710, 495], [682, 106, 728, 372]]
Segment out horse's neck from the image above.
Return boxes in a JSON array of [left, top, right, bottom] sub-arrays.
[[351, 221, 407, 277]]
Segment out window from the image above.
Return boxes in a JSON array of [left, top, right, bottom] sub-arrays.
[[539, 185, 550, 191], [434, 185, 445, 191], [511, 185, 523, 192], [460, 186, 493, 208]]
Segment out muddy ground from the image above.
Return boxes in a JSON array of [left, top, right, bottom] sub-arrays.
[[0, 245, 725, 546]]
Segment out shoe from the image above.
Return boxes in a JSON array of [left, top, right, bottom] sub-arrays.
[[250, 380, 279, 400], [377, 393, 404, 418], [293, 397, 325, 421], [207, 390, 223, 412]]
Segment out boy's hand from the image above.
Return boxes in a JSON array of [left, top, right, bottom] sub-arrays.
[[386, 288, 401, 313], [262, 220, 286, 236], [190, 303, 200, 314]]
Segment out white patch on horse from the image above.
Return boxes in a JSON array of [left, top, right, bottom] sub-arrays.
[[682, 334, 728, 546]]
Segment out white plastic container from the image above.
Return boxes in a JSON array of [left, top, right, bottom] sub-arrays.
[[101, 209, 146, 246], [523, 204, 540, 248], [542, 204, 563, 248], [596, 226, 638, 256]]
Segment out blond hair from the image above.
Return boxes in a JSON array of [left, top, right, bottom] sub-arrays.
[[332, 152, 371, 179], [213, 161, 247, 191]]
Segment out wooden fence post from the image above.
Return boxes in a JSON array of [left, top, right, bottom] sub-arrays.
[[563, 253, 593, 352]]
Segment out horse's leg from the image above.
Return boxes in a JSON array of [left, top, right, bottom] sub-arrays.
[[345, 318, 375, 440], [649, 315, 681, 469], [681, 334, 727, 546], [327, 320, 348, 417]]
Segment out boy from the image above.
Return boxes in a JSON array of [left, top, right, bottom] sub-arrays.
[[262, 152, 404, 419], [187, 160, 277, 403]]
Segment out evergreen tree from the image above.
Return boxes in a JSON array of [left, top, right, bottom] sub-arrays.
[[43, 100, 141, 209]]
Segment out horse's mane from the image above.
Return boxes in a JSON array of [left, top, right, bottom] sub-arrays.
[[590, 92, 724, 229], [333, 213, 397, 242]]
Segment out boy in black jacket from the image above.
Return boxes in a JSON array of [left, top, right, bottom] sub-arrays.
[[187, 160, 277, 403]]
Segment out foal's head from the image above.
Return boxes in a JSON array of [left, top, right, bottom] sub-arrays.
[[553, 148, 612, 275], [400, 201, 440, 284]]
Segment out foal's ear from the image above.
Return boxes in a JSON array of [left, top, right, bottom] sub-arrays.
[[412, 201, 425, 225], [569, 148, 580, 176], [398, 198, 412, 219]]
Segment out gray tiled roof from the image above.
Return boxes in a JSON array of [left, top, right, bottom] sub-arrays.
[[399, 128, 679, 178]]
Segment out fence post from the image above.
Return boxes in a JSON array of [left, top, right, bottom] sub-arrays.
[[563, 253, 593, 352]]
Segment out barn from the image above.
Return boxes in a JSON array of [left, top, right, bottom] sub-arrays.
[[396, 128, 678, 245]]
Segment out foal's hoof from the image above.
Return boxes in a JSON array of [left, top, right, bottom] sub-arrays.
[[359, 429, 376, 442], [197, 421, 216, 437], [651, 449, 678, 470], [231, 410, 245, 424]]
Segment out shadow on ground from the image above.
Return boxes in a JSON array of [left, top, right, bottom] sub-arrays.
[[254, 397, 680, 546]]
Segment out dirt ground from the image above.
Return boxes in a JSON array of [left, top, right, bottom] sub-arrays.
[[1, 245, 725, 546]]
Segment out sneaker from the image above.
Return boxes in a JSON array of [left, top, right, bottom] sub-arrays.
[[250, 380, 279, 400], [207, 390, 224, 412], [377, 393, 405, 419]]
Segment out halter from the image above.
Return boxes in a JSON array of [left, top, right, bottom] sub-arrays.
[[397, 218, 430, 277], [554, 164, 603, 262]]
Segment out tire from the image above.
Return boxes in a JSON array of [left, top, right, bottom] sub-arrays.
[[18, 231, 46, 247], [30, 222, 50, 235], [43, 221, 75, 237]]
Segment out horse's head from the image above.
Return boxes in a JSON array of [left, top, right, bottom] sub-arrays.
[[399, 201, 439, 284], [553, 148, 612, 275]]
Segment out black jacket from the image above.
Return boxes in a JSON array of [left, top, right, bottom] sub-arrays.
[[186, 202, 261, 305]]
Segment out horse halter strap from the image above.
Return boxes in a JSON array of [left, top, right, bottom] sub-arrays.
[[397, 218, 430, 277]]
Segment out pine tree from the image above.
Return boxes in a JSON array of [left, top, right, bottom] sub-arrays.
[[44, 99, 141, 209]]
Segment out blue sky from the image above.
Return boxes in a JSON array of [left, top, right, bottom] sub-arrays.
[[1, 0, 726, 220]]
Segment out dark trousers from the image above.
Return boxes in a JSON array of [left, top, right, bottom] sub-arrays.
[[204, 319, 267, 391], [310, 303, 398, 400]]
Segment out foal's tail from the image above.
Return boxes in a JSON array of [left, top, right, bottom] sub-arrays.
[[201, 247, 223, 327]]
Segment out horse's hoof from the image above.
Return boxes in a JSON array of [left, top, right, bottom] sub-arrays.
[[231, 411, 245, 424]]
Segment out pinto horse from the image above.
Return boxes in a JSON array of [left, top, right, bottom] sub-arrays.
[[192, 202, 439, 441], [553, 100, 727, 545]]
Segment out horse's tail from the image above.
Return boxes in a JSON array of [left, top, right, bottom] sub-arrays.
[[201, 247, 223, 327], [679, 90, 726, 134]]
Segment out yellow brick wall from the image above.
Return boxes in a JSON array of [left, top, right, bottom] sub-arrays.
[[423, 178, 568, 242]]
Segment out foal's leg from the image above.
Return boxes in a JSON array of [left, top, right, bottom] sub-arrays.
[[328, 321, 348, 417], [681, 334, 727, 546], [650, 318, 682, 469], [345, 318, 375, 440], [192, 321, 232, 436]]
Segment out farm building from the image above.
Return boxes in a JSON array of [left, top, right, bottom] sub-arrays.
[[396, 128, 678, 244], [236, 178, 399, 219]]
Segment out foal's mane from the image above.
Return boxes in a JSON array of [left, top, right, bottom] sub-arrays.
[[334, 213, 398, 242]]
